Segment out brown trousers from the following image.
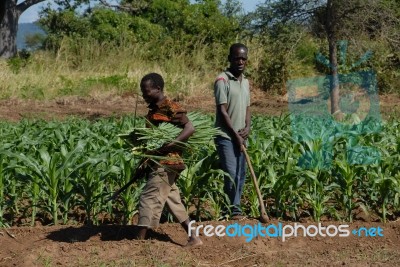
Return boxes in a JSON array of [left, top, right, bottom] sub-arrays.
[[138, 167, 188, 228]]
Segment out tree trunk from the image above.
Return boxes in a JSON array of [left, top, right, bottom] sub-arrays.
[[0, 1, 6, 24], [328, 37, 340, 115], [0, 0, 20, 58], [326, 0, 341, 117]]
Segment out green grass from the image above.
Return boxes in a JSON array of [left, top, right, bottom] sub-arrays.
[[0, 38, 228, 100], [0, 36, 327, 100]]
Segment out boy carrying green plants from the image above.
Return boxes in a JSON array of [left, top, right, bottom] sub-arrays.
[[135, 72, 202, 247]]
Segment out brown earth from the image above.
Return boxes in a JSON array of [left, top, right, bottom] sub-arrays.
[[1, 90, 399, 121], [1, 91, 400, 267], [1, 219, 400, 267], [0, 89, 289, 121]]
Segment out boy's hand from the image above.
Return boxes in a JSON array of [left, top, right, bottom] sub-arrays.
[[158, 142, 184, 153], [238, 127, 250, 140], [128, 130, 144, 145], [145, 148, 161, 156], [234, 134, 245, 151], [145, 143, 178, 156]]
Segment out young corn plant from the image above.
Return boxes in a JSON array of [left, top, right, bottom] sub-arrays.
[[178, 157, 208, 211], [3, 167, 21, 225], [2, 114, 400, 225], [302, 169, 334, 222], [69, 157, 108, 225], [178, 150, 226, 220], [333, 158, 359, 222], [108, 151, 144, 225], [372, 159, 400, 222], [273, 170, 306, 220], [3, 157, 41, 226], [206, 189, 230, 221], [5, 141, 87, 225]]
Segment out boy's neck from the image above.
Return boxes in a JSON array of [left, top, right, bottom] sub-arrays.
[[155, 95, 166, 106], [228, 68, 243, 80]]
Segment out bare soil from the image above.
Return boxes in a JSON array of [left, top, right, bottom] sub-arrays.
[[1, 90, 399, 121], [1, 219, 400, 267], [1, 91, 400, 267]]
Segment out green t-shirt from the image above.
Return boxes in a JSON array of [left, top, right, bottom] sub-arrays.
[[214, 71, 250, 140]]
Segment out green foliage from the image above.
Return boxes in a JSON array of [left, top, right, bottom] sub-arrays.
[[15, 0, 394, 95], [129, 16, 164, 42], [6, 50, 31, 74], [245, 115, 400, 222], [88, 8, 136, 42], [39, 0, 239, 49], [249, 26, 319, 93], [40, 9, 91, 49], [181, 0, 240, 44], [1, 115, 400, 225], [119, 112, 221, 163], [84, 74, 137, 94], [249, 0, 400, 94]]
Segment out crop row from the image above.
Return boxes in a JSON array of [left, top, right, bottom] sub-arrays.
[[0, 114, 399, 227]]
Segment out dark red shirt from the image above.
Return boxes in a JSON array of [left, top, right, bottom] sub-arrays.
[[146, 97, 189, 170]]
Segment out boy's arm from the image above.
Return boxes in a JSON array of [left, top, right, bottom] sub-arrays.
[[238, 106, 251, 140], [161, 119, 195, 152], [217, 104, 244, 150], [146, 113, 194, 155]]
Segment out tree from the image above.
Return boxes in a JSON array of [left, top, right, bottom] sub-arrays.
[[39, 0, 239, 48], [0, 0, 47, 58], [0, 0, 121, 58], [253, 0, 373, 115]]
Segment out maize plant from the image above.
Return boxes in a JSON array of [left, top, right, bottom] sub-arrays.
[[0, 114, 400, 226]]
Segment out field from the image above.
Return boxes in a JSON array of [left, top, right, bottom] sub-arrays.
[[1, 92, 400, 267], [2, 0, 400, 264]]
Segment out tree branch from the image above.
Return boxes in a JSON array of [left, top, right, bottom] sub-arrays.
[[17, 0, 46, 14]]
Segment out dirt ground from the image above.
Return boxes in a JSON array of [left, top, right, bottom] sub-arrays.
[[1, 90, 399, 121], [1, 219, 400, 267], [0, 89, 291, 121], [1, 91, 400, 267]]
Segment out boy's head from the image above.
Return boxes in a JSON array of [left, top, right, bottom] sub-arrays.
[[140, 73, 164, 104], [228, 43, 248, 74]]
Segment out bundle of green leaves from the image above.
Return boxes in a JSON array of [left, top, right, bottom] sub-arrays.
[[118, 112, 221, 162]]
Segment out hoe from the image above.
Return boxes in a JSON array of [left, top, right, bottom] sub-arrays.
[[242, 145, 269, 223]]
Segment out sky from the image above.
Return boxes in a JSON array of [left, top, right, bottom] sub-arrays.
[[19, 0, 264, 23]]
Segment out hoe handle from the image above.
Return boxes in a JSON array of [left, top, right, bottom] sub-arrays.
[[242, 145, 269, 222], [108, 158, 148, 201]]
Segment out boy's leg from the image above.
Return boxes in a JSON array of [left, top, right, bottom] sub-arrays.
[[164, 170, 202, 246], [137, 167, 202, 245], [215, 137, 244, 216], [137, 227, 148, 240], [180, 219, 203, 246], [137, 167, 171, 239]]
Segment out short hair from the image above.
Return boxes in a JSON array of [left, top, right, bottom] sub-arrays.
[[140, 73, 164, 90], [229, 43, 248, 55]]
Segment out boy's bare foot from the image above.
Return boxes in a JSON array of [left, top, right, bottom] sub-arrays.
[[184, 237, 203, 247]]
